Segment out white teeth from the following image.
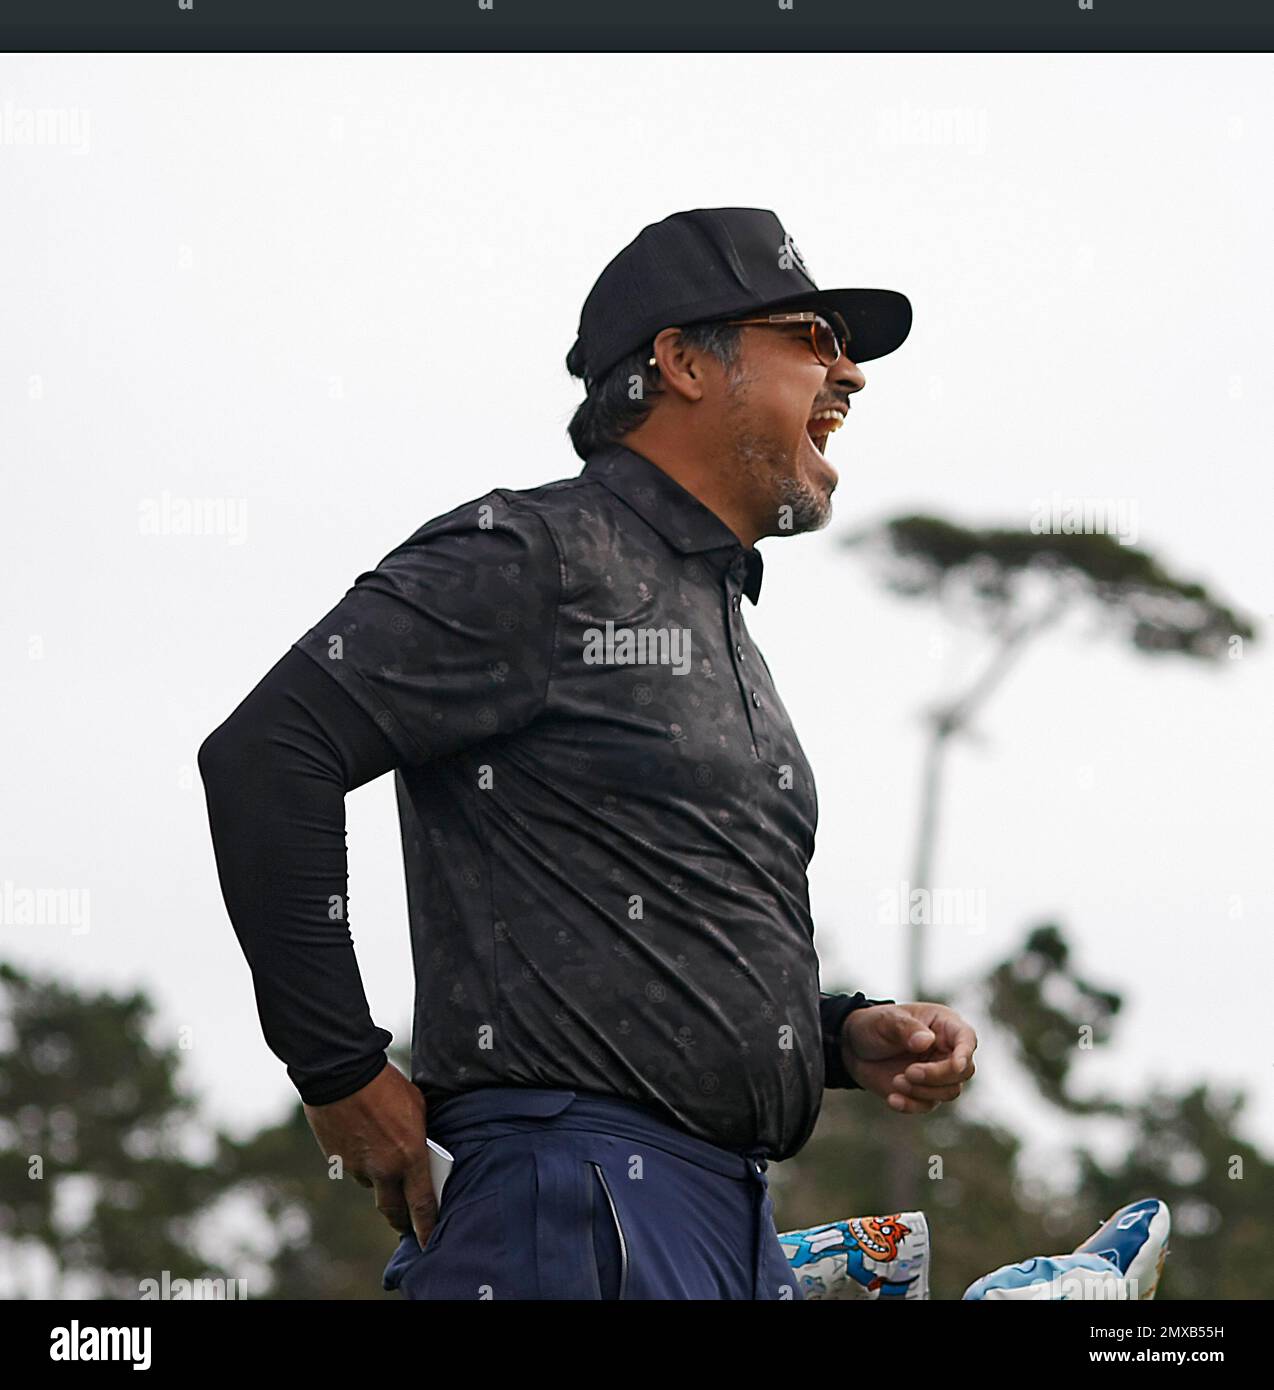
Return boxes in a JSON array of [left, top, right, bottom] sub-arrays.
[[808, 409, 845, 433]]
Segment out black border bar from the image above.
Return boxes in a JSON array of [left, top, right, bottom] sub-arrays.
[[2, 0, 1273, 52]]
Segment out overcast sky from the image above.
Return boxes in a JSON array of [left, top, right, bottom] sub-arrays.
[[3, 52, 1271, 1172]]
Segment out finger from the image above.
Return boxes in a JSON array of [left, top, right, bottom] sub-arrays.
[[894, 1067, 965, 1093], [403, 1163, 441, 1251], [892, 1075, 964, 1103], [878, 1007, 935, 1052], [887, 1091, 940, 1115], [850, 1007, 934, 1063], [937, 1021, 979, 1072], [373, 1178, 413, 1240], [903, 1060, 959, 1087], [905, 1053, 976, 1085]]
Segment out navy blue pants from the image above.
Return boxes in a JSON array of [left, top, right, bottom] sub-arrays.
[[381, 1087, 803, 1301]]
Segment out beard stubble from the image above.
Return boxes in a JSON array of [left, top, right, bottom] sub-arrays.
[[724, 370, 832, 536]]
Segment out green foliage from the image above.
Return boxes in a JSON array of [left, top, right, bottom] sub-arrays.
[[985, 923, 1124, 1115], [0, 962, 221, 1299], [208, 1088, 408, 1300], [772, 1092, 1066, 1301], [3, 940, 1269, 1299], [1076, 1084, 1274, 1301], [806, 514, 1269, 1296], [844, 514, 1256, 659], [773, 926, 1274, 1300]]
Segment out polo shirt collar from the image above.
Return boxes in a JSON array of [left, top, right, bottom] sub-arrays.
[[582, 443, 765, 603]]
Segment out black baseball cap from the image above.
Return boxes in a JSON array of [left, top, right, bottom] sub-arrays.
[[566, 207, 912, 387]]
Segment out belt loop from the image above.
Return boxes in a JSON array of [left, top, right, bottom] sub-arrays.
[[743, 1146, 769, 1177]]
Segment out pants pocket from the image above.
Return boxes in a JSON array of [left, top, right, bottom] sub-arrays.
[[386, 1189, 504, 1300], [589, 1161, 629, 1301], [528, 1141, 635, 1301]]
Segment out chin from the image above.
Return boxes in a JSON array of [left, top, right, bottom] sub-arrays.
[[775, 477, 832, 535]]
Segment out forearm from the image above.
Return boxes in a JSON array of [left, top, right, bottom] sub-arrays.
[[198, 647, 398, 1105]]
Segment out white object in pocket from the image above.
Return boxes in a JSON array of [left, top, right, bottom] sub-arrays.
[[427, 1138, 454, 1203]]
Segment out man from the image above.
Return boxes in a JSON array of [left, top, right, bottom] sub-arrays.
[[198, 207, 978, 1301]]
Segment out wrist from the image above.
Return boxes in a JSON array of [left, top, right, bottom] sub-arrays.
[[820, 992, 894, 1089], [297, 1052, 390, 1108]]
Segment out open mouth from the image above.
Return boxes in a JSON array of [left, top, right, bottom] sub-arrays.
[[806, 406, 847, 458]]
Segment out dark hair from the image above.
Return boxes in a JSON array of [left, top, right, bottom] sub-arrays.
[[565, 321, 743, 460]]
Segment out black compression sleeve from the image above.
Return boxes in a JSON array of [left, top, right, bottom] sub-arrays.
[[198, 645, 400, 1106]]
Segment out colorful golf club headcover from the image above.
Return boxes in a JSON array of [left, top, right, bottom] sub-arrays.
[[961, 1198, 1171, 1301], [778, 1213, 930, 1300]]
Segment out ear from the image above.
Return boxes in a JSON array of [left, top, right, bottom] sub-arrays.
[[650, 327, 710, 403]]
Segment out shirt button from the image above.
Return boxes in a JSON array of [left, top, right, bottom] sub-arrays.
[[751, 691, 761, 708], [730, 594, 740, 612], [736, 643, 745, 661]]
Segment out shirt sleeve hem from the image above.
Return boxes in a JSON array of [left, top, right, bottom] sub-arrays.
[[289, 639, 429, 767], [295, 1053, 391, 1108]]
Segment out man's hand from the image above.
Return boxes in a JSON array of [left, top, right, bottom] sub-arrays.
[[302, 1061, 439, 1249], [840, 1002, 977, 1114]]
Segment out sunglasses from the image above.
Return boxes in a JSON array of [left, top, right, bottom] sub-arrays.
[[647, 310, 850, 371]]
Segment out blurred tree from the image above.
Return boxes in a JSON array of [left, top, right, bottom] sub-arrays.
[[777, 922, 1274, 1301], [207, 1041, 415, 1299], [0, 961, 218, 1299], [843, 516, 1257, 1001], [0, 959, 412, 1299], [1075, 1082, 1274, 1301], [2, 952, 1270, 1299], [773, 1075, 1067, 1301], [982, 923, 1123, 1116]]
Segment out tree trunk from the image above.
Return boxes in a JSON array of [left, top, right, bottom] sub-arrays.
[[885, 600, 1066, 1213]]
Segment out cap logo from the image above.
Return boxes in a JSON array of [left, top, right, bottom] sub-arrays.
[[778, 231, 813, 281]]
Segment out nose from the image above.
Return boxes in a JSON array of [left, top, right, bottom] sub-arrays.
[[829, 354, 866, 394]]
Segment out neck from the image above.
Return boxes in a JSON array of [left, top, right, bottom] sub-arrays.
[[615, 428, 762, 549]]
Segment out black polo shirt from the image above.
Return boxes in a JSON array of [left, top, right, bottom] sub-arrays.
[[291, 442, 860, 1159]]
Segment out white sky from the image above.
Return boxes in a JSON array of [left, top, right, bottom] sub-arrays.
[[2, 53, 1271, 1167]]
